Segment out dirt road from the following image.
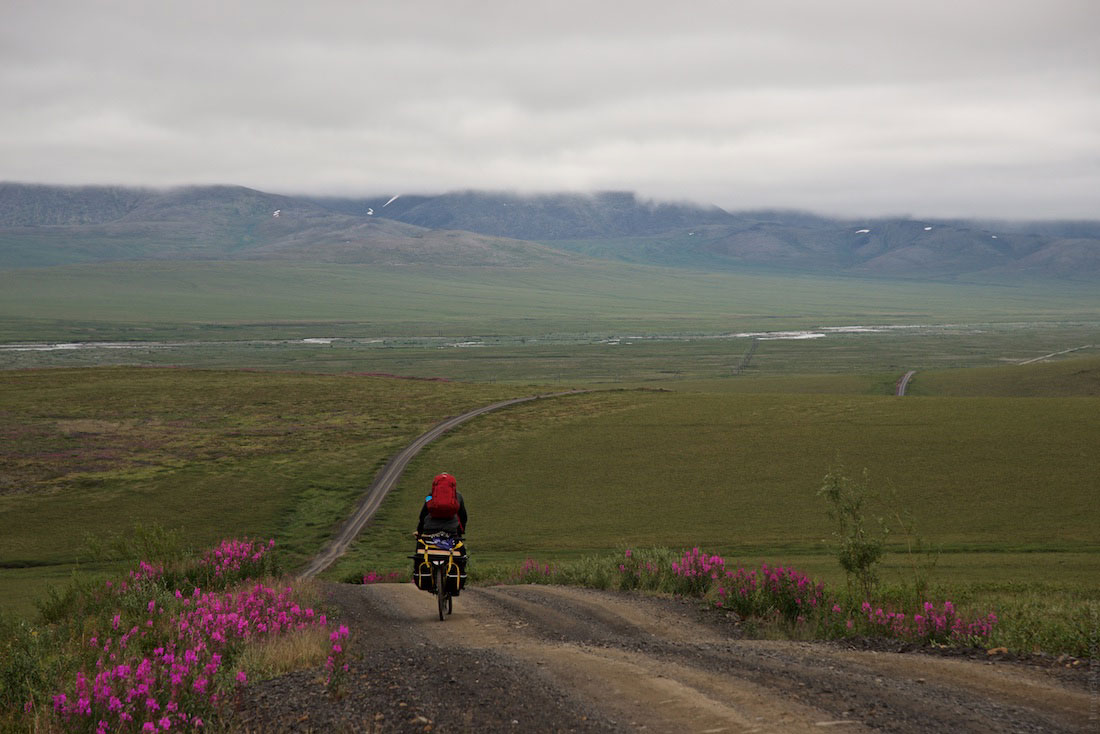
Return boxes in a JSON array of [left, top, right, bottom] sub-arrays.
[[298, 390, 589, 579], [237, 583, 1095, 733]]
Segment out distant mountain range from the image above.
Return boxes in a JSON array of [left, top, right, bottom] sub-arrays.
[[1, 182, 1098, 279]]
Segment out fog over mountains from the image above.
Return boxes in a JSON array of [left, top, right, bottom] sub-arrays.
[[1, 182, 1098, 279]]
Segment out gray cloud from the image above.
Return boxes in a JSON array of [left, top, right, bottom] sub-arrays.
[[1, 0, 1097, 218]]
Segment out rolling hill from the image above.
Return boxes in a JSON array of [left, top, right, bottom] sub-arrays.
[[0, 184, 580, 268], [1, 183, 1098, 279]]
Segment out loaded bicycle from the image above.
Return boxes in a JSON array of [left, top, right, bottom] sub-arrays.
[[410, 532, 467, 620]]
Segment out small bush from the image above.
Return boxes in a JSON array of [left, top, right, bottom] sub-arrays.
[[817, 468, 888, 598]]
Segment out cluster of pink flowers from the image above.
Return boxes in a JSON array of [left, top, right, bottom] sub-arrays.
[[198, 538, 275, 579], [515, 547, 999, 647], [177, 583, 325, 644], [665, 547, 997, 644], [324, 625, 351, 688], [44, 540, 341, 732], [716, 562, 825, 622], [614, 549, 662, 591], [513, 558, 555, 583], [858, 600, 998, 642], [672, 547, 727, 579], [670, 547, 727, 595], [361, 571, 402, 584], [129, 561, 165, 586]]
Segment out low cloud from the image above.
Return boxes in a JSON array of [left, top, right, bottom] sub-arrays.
[[1, 0, 1097, 218]]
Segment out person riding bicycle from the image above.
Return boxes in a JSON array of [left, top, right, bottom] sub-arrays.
[[414, 472, 468, 594]]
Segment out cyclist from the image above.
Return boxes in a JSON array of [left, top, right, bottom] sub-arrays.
[[414, 473, 468, 593]]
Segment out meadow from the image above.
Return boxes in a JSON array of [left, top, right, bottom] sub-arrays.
[[335, 386, 1099, 570], [334, 373, 1099, 657], [3, 350, 1099, 609], [0, 368, 516, 614], [3, 261, 1099, 344], [1, 256, 1098, 664]]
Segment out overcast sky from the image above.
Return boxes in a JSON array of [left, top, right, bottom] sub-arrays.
[[2, 1, 1097, 219]]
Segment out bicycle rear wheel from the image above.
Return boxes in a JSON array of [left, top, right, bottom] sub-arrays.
[[434, 566, 447, 621]]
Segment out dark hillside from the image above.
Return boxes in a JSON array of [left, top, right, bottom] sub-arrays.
[[0, 184, 582, 268], [372, 190, 741, 239], [1, 183, 1097, 278], [0, 183, 152, 226]]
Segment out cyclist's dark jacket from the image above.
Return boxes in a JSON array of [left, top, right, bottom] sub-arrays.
[[417, 491, 467, 535]]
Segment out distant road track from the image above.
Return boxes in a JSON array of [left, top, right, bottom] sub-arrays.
[[895, 370, 916, 396], [1018, 344, 1095, 366], [298, 390, 589, 579]]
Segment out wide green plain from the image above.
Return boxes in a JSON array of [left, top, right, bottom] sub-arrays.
[[3, 261, 1099, 342], [2, 257, 1098, 643]]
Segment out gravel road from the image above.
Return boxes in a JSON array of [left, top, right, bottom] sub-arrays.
[[235, 583, 1095, 733], [298, 391, 590, 579]]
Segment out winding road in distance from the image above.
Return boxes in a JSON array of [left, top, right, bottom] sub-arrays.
[[298, 390, 589, 579], [305, 369, 920, 578]]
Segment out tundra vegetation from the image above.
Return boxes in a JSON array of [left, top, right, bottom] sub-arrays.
[[0, 233, 1097, 730]]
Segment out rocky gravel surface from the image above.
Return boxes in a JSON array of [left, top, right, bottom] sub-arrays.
[[234, 583, 1097, 733]]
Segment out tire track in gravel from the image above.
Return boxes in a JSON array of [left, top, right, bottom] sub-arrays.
[[271, 583, 1094, 734]]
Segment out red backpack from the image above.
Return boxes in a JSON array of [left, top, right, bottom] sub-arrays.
[[426, 473, 460, 518]]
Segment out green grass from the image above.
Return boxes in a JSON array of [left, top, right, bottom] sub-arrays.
[[331, 388, 1100, 579], [2, 262, 1099, 343], [0, 367, 520, 615], [2, 362, 1098, 659], [912, 353, 1100, 396]]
